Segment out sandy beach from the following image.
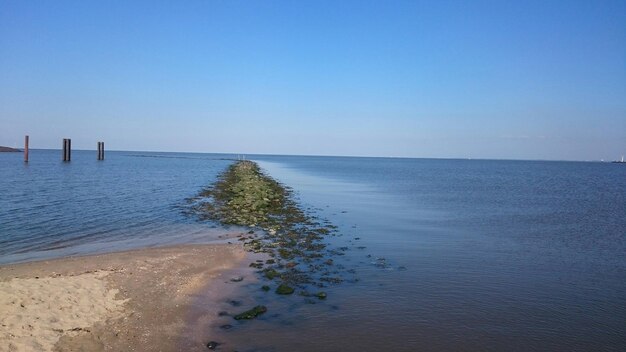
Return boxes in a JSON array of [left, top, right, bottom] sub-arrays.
[[0, 243, 247, 352]]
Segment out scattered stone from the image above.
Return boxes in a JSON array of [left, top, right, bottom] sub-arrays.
[[229, 300, 242, 307], [187, 160, 363, 303], [278, 248, 293, 259], [316, 292, 327, 300], [217, 311, 229, 317], [233, 305, 268, 320], [320, 276, 343, 284], [275, 284, 295, 295], [230, 276, 244, 282], [206, 341, 220, 350], [264, 269, 280, 280], [219, 324, 233, 330]]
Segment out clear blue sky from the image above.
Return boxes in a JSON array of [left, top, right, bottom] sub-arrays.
[[1, 0, 624, 160]]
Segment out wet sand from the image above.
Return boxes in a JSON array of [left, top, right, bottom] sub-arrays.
[[0, 243, 247, 352]]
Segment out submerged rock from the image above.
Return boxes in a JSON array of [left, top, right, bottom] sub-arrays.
[[275, 284, 295, 295], [316, 292, 327, 300], [187, 160, 362, 307], [249, 262, 264, 269], [264, 269, 280, 280], [206, 341, 220, 350], [233, 305, 268, 320]]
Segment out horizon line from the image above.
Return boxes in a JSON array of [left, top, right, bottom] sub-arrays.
[[9, 147, 621, 163]]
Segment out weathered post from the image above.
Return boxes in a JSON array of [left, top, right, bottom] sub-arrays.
[[24, 135, 29, 162], [97, 141, 105, 160], [63, 138, 71, 161]]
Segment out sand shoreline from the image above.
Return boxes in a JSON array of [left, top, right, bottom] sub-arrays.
[[0, 243, 248, 352]]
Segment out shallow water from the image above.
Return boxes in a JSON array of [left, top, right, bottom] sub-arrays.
[[1, 151, 625, 350], [0, 149, 236, 264], [218, 156, 626, 351]]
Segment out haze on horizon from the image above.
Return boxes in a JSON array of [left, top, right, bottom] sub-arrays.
[[1, 0, 625, 161]]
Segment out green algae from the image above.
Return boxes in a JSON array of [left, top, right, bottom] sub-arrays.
[[264, 269, 280, 280], [316, 292, 327, 300], [275, 284, 295, 295], [190, 160, 351, 305], [233, 305, 268, 320]]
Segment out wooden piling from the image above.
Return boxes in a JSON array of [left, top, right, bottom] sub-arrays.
[[24, 135, 29, 162], [97, 142, 105, 160], [62, 138, 71, 161]]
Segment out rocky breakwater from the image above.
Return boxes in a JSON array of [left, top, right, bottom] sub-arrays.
[[188, 160, 355, 330]]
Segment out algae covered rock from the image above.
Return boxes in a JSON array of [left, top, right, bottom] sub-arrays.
[[264, 269, 280, 280], [275, 284, 295, 295], [233, 305, 268, 320]]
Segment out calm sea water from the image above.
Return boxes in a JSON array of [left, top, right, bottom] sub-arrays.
[[0, 149, 237, 264], [1, 151, 625, 350], [218, 156, 626, 351]]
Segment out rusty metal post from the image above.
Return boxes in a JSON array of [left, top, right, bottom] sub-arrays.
[[24, 135, 29, 162]]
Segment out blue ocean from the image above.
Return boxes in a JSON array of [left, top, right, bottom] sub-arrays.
[[1, 150, 624, 351]]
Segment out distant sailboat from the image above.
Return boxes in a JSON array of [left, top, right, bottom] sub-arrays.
[[612, 155, 625, 163]]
